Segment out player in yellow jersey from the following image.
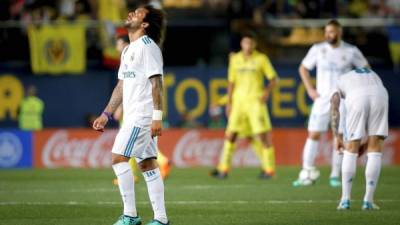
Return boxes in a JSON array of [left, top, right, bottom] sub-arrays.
[[211, 33, 278, 179], [112, 29, 171, 185]]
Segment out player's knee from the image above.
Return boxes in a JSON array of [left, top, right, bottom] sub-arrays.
[[112, 154, 129, 165], [225, 133, 237, 142], [258, 132, 272, 148], [138, 158, 157, 172], [308, 132, 321, 140]]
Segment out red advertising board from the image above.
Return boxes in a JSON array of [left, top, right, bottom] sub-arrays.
[[33, 128, 400, 168]]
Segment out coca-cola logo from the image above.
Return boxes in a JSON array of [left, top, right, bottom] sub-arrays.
[[172, 130, 259, 168], [41, 130, 116, 168]]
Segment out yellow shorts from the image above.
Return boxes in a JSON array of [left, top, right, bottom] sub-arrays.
[[226, 100, 272, 135]]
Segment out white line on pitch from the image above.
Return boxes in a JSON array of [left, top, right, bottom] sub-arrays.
[[0, 199, 399, 206], [0, 185, 265, 193]]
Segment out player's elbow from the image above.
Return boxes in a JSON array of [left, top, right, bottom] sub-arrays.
[[298, 65, 307, 77]]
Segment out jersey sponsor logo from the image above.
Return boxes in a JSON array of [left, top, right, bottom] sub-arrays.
[[0, 132, 23, 167], [123, 71, 136, 78]]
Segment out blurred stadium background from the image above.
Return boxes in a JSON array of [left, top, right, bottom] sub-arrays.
[[0, 0, 400, 225]]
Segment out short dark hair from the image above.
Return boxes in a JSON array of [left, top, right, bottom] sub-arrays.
[[326, 19, 341, 28], [143, 5, 165, 45], [241, 31, 257, 40]]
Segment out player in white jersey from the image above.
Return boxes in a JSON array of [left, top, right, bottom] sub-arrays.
[[293, 20, 370, 187], [93, 5, 169, 225], [331, 68, 388, 210]]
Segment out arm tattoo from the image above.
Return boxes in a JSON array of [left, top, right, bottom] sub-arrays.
[[150, 75, 163, 110], [330, 92, 341, 136], [104, 80, 123, 114]]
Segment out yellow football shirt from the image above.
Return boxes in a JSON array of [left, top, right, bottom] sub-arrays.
[[228, 50, 277, 103]]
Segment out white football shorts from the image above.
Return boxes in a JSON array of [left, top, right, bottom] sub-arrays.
[[111, 124, 157, 162], [343, 95, 388, 141]]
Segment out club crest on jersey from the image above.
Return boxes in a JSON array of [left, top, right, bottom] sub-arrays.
[[321, 48, 326, 58]]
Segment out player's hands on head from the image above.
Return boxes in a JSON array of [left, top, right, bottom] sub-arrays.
[[92, 114, 108, 132], [307, 89, 320, 101], [151, 120, 162, 137]]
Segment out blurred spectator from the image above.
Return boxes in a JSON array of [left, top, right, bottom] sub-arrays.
[[208, 104, 225, 129], [176, 110, 202, 128], [18, 85, 44, 131]]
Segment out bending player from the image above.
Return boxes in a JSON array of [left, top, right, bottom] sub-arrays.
[[331, 68, 388, 210]]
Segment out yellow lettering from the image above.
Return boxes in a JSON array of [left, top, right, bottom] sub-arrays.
[[0, 75, 24, 120], [272, 78, 296, 118], [297, 78, 316, 115], [175, 78, 207, 118], [209, 79, 228, 105]]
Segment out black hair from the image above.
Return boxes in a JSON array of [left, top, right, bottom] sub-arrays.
[[241, 31, 257, 41], [143, 5, 165, 45]]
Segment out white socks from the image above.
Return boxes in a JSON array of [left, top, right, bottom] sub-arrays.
[[143, 168, 168, 224], [341, 151, 358, 201], [302, 138, 319, 169], [330, 149, 343, 178], [112, 162, 137, 217], [364, 152, 382, 203]]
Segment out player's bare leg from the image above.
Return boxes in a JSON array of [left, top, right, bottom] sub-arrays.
[[211, 132, 238, 179], [258, 131, 276, 179], [362, 136, 384, 210]]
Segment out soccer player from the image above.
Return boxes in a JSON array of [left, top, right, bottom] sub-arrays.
[[93, 5, 169, 225], [211, 33, 278, 179], [293, 20, 369, 187], [113, 30, 171, 184], [331, 68, 388, 210]]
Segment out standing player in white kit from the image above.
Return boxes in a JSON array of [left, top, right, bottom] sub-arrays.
[[331, 68, 388, 210], [93, 5, 169, 225], [293, 20, 370, 187]]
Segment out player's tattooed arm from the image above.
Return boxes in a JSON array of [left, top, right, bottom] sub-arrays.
[[150, 74, 163, 137], [104, 80, 123, 114], [330, 92, 341, 136], [150, 75, 163, 110]]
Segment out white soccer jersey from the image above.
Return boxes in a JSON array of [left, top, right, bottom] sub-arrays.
[[337, 68, 388, 101], [337, 68, 389, 140], [302, 41, 368, 98], [118, 35, 163, 126]]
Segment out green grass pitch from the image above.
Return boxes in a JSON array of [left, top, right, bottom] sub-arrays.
[[1, 166, 399, 225]]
